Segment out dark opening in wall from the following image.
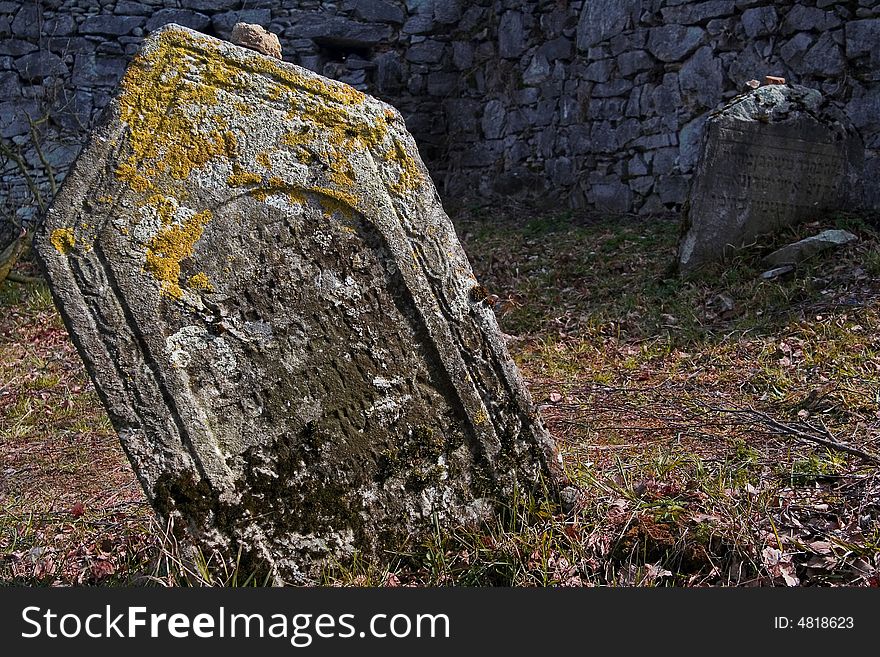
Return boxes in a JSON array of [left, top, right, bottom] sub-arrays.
[[313, 38, 372, 63]]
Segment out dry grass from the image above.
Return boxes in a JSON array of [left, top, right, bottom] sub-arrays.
[[0, 279, 156, 584], [2, 208, 879, 586]]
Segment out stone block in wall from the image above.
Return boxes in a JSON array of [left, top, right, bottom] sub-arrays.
[[405, 40, 445, 64], [14, 51, 68, 81], [452, 41, 473, 69], [656, 175, 689, 205], [846, 19, 880, 67], [593, 79, 633, 98], [800, 32, 845, 77], [0, 70, 18, 98], [576, 0, 639, 51], [53, 87, 94, 133], [679, 46, 723, 111], [522, 54, 551, 86], [741, 6, 777, 38], [583, 58, 612, 83], [591, 118, 639, 153], [631, 132, 677, 151], [650, 73, 681, 116], [847, 85, 880, 134], [80, 15, 146, 37], [559, 96, 580, 124], [779, 33, 814, 69], [115, 1, 154, 16], [0, 39, 37, 56], [402, 12, 435, 36], [863, 158, 880, 208], [11, 4, 40, 39], [647, 25, 704, 62], [146, 10, 212, 34], [44, 37, 94, 56], [426, 71, 458, 96], [628, 175, 654, 195], [546, 156, 575, 186], [525, 100, 557, 128], [180, 0, 240, 11], [444, 98, 481, 136], [539, 37, 573, 62], [782, 5, 841, 34], [591, 179, 633, 213], [504, 108, 532, 135], [0, 99, 39, 138], [610, 30, 647, 56], [341, 0, 406, 25], [492, 168, 546, 197], [461, 140, 503, 167], [284, 11, 393, 47], [481, 99, 506, 139], [618, 50, 654, 77], [627, 153, 648, 177], [650, 147, 679, 176], [589, 98, 625, 120], [374, 51, 405, 93], [660, 1, 735, 25], [433, 0, 463, 25], [43, 15, 77, 37], [499, 11, 525, 58], [624, 86, 646, 117], [71, 52, 127, 88]]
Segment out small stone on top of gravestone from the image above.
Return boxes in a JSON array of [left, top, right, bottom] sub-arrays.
[[676, 83, 864, 275], [35, 25, 565, 584], [230, 22, 282, 59], [763, 75, 786, 85]]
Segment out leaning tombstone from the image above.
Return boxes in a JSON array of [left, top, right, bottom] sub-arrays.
[[35, 25, 564, 583], [676, 83, 863, 275]]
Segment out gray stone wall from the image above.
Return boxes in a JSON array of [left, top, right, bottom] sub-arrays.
[[2, 0, 879, 245]]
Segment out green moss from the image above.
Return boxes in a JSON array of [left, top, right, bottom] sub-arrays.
[[374, 426, 448, 492]]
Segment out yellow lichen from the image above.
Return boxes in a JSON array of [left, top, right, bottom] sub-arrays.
[[144, 208, 212, 299], [188, 272, 213, 292], [50, 227, 76, 254], [115, 31, 239, 193], [227, 171, 263, 187], [113, 25, 427, 265]]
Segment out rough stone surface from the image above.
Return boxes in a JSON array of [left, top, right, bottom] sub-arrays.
[[35, 26, 563, 583], [678, 85, 864, 274], [230, 22, 281, 59], [761, 229, 858, 267]]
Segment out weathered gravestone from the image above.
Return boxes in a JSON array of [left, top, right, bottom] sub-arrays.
[[35, 25, 564, 583], [677, 84, 863, 275]]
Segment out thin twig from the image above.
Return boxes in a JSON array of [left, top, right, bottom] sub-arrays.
[[708, 405, 880, 466]]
